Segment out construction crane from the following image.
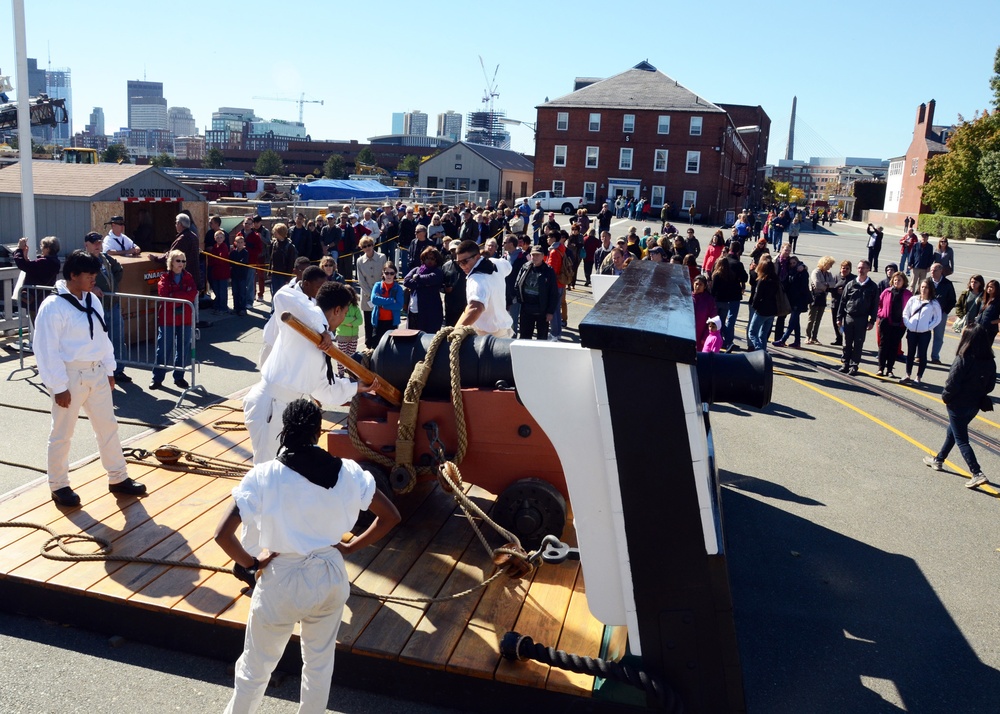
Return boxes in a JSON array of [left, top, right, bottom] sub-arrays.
[[252, 93, 324, 123], [479, 56, 499, 114]]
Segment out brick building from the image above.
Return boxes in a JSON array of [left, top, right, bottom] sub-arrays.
[[533, 61, 768, 223], [873, 99, 954, 228]]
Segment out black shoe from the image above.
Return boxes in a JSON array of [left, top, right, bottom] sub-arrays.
[[830, 340, 842, 346], [838, 365, 850, 373], [149, 380, 164, 390], [174, 377, 190, 389], [930, 358, 943, 365], [848, 366, 859, 376], [51, 487, 81, 507], [114, 372, 132, 384], [109, 478, 147, 496]]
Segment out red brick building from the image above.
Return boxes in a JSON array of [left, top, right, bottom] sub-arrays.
[[533, 61, 769, 224]]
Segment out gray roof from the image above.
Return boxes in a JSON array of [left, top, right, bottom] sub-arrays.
[[461, 142, 534, 172], [540, 62, 724, 113], [0, 161, 204, 201]]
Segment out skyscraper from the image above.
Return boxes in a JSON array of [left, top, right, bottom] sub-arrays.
[[403, 110, 428, 136], [466, 110, 510, 149], [391, 112, 404, 135], [127, 80, 167, 130], [27, 58, 72, 146], [437, 111, 462, 142], [87, 107, 105, 136], [167, 107, 197, 137]]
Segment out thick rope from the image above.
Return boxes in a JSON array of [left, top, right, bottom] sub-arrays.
[[0, 521, 234, 574], [207, 403, 247, 432], [122, 447, 248, 480]]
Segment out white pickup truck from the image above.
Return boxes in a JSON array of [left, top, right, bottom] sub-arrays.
[[516, 191, 584, 215]]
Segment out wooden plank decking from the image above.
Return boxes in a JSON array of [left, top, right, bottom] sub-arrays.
[[0, 399, 624, 710]]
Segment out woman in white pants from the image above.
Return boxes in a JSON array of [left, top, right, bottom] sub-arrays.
[[215, 399, 400, 714]]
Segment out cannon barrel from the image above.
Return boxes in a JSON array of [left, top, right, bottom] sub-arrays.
[[370, 331, 515, 399], [370, 330, 771, 408]]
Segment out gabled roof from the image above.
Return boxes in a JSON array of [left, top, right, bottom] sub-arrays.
[[0, 161, 204, 201], [446, 142, 533, 172], [539, 62, 724, 113]]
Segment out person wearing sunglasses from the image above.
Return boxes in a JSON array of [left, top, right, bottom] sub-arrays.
[[453, 239, 513, 338], [370, 262, 405, 344], [151, 249, 198, 390]]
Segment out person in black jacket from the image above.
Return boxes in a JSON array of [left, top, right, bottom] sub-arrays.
[[515, 245, 560, 340], [836, 259, 880, 375], [923, 324, 996, 488], [828, 260, 855, 346], [866, 223, 884, 272], [774, 256, 811, 347], [710, 245, 747, 352], [748, 257, 779, 352], [929, 262, 956, 364]]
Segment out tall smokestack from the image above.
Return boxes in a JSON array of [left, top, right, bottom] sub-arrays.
[[784, 96, 796, 161]]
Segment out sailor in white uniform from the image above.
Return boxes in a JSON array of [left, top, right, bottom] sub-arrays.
[[33, 250, 146, 507], [244, 281, 379, 465], [453, 239, 514, 338], [215, 398, 400, 714], [258, 265, 327, 369]]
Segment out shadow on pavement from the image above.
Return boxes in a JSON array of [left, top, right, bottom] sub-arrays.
[[723, 486, 1000, 713]]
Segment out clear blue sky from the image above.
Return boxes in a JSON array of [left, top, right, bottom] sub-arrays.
[[1, 0, 996, 165]]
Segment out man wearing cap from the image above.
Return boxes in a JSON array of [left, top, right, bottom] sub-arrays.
[[103, 216, 141, 257], [453, 239, 512, 338], [34, 250, 147, 507], [148, 214, 201, 289], [251, 216, 269, 302], [514, 244, 559, 340], [83, 232, 131, 384]]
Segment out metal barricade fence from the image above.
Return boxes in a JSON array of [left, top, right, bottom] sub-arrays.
[[15, 285, 205, 407], [0, 266, 20, 335]]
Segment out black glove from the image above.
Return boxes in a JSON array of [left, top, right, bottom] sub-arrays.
[[232, 558, 259, 589]]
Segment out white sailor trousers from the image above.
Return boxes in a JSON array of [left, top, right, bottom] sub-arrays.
[[243, 382, 309, 465], [47, 361, 128, 491], [225, 547, 350, 714]]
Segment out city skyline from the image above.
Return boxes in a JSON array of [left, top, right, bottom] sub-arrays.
[[1, 0, 997, 165]]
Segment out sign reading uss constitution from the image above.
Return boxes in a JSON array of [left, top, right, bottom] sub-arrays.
[[120, 187, 182, 199]]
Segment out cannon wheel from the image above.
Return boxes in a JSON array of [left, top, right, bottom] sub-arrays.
[[493, 478, 567, 551], [351, 462, 392, 536]]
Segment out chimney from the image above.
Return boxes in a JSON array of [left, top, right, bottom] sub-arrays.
[[916, 103, 926, 126], [925, 99, 936, 135]]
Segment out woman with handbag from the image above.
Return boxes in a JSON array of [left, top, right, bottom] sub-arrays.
[[876, 271, 911, 378], [923, 325, 996, 488], [900, 278, 942, 386], [953, 275, 984, 333]]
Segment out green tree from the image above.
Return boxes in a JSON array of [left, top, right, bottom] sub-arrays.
[[922, 110, 1000, 217], [101, 143, 130, 164], [991, 45, 1000, 110], [323, 153, 346, 179], [255, 149, 284, 176], [397, 154, 421, 173], [772, 180, 791, 204], [979, 149, 1000, 206], [150, 152, 176, 168], [355, 146, 377, 168], [202, 148, 225, 169]]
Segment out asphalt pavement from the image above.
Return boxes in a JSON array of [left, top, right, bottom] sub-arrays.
[[1, 219, 998, 713]]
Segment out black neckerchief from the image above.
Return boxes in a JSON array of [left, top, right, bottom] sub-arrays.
[[57, 291, 107, 339], [471, 257, 497, 275], [321, 322, 335, 384], [277, 444, 342, 489]]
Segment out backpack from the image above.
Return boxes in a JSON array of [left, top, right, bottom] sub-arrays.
[[556, 248, 575, 285]]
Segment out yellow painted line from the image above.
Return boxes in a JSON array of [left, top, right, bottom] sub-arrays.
[[788, 345, 1000, 430], [774, 368, 1000, 497]]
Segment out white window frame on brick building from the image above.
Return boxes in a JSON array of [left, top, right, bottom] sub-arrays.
[[685, 151, 700, 173], [658, 115, 670, 134], [651, 185, 665, 208], [911, 158, 919, 175], [552, 180, 565, 198], [654, 149, 668, 172], [554, 145, 567, 167], [556, 112, 569, 131], [586, 146, 599, 169], [583, 182, 597, 205], [589, 113, 601, 132], [682, 190, 697, 210], [689, 116, 702, 136], [623, 114, 635, 133], [619, 148, 633, 171]]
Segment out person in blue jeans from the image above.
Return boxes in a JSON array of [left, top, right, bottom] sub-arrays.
[[748, 258, 779, 351], [923, 324, 995, 489], [151, 250, 197, 390]]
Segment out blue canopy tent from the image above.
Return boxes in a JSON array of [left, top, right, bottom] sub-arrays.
[[295, 179, 400, 201]]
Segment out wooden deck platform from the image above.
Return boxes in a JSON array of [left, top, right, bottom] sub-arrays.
[[0, 400, 635, 713]]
